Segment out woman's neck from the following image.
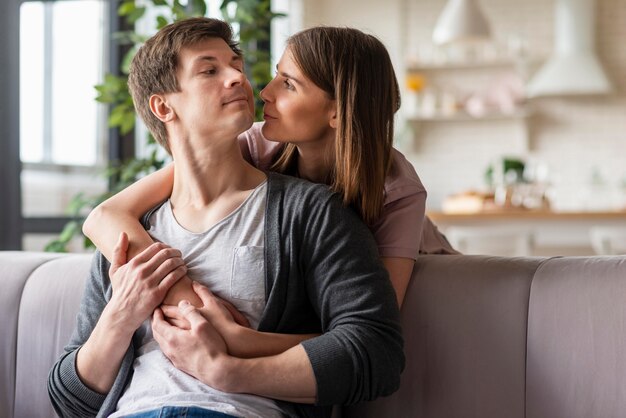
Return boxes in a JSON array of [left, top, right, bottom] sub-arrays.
[[295, 137, 334, 185]]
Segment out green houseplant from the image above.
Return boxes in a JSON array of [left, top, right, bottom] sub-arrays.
[[46, 0, 284, 252]]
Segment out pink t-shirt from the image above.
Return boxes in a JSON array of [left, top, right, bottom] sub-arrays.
[[238, 122, 458, 259]]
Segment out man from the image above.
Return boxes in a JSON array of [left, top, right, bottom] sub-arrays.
[[48, 17, 403, 418]]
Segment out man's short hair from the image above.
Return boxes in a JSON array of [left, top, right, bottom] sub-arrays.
[[128, 17, 242, 153]]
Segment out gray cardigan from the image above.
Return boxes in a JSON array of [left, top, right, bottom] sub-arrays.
[[48, 172, 405, 418]]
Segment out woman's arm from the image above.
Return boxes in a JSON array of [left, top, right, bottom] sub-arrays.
[[381, 257, 415, 308], [161, 281, 318, 359], [83, 164, 175, 260], [83, 164, 202, 307]]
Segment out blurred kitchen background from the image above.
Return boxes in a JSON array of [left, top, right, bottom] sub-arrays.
[[1, 0, 625, 256]]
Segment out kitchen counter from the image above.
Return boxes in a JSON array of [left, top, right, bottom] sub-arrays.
[[427, 209, 626, 256], [428, 210, 626, 221]]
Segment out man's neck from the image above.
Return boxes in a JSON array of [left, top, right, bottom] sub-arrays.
[[169, 134, 265, 210]]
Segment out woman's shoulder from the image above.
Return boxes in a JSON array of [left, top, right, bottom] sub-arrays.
[[384, 148, 426, 204]]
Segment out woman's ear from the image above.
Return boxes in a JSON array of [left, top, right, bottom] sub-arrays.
[[149, 94, 175, 123], [328, 101, 338, 129]]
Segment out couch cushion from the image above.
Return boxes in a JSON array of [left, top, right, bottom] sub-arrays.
[[527, 256, 626, 418], [14, 253, 92, 418], [0, 251, 63, 418], [345, 255, 542, 418]]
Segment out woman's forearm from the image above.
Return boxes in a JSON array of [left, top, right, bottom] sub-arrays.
[[82, 164, 202, 306], [84, 209, 156, 261], [382, 256, 415, 308], [83, 164, 175, 261], [226, 326, 318, 359]]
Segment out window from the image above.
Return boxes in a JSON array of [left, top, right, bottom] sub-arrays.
[[19, 0, 109, 251], [20, 0, 107, 166]]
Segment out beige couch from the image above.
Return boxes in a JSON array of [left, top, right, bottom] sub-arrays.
[[2, 251, 626, 418]]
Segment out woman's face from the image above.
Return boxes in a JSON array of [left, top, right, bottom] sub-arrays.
[[260, 47, 336, 145]]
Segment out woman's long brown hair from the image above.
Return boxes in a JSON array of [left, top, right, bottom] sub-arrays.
[[271, 27, 400, 225]]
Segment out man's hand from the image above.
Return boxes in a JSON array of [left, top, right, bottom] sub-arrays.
[[107, 232, 187, 333], [74, 233, 186, 394], [152, 299, 233, 391], [160, 282, 317, 360]]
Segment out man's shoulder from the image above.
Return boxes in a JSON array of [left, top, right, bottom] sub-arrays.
[[267, 172, 336, 203], [266, 172, 364, 228]]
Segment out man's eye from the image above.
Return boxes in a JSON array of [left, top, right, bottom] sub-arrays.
[[203, 69, 216, 75]]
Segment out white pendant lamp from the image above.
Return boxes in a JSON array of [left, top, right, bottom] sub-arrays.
[[526, 0, 612, 97], [432, 0, 492, 45]]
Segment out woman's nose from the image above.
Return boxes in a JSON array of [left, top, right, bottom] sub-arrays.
[[259, 81, 273, 103]]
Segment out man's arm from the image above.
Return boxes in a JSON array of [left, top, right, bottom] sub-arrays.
[[160, 281, 317, 358], [76, 236, 186, 392], [48, 235, 186, 415], [153, 190, 404, 405], [153, 299, 317, 403]]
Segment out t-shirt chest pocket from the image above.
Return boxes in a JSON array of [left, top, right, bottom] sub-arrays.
[[230, 246, 265, 301]]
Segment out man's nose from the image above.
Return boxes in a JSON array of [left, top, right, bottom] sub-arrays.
[[226, 67, 246, 87]]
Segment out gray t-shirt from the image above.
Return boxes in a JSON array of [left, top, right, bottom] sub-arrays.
[[112, 180, 283, 418]]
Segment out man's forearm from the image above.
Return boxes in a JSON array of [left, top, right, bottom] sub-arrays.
[[75, 305, 134, 394], [215, 344, 317, 403]]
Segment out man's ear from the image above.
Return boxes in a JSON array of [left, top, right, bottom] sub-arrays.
[[149, 94, 175, 123]]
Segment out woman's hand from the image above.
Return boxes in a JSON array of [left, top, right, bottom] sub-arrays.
[[161, 282, 317, 359], [161, 281, 249, 333]]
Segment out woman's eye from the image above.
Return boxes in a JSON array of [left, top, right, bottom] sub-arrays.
[[283, 79, 294, 90]]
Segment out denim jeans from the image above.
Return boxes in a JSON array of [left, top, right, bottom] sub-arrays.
[[124, 406, 238, 418]]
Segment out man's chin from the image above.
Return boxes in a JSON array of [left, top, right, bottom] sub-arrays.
[[231, 113, 254, 137]]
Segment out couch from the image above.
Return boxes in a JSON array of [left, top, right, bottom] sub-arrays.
[[2, 251, 626, 418]]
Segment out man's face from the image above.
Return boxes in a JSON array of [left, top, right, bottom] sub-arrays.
[[164, 37, 254, 143]]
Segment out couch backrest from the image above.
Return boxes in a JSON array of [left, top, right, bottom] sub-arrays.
[[344, 255, 543, 418], [3, 252, 626, 418], [345, 255, 626, 418]]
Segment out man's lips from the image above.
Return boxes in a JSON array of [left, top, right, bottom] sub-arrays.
[[223, 96, 247, 105]]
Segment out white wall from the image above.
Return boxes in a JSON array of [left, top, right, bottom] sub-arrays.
[[298, 0, 626, 210]]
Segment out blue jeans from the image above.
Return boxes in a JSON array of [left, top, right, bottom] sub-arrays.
[[124, 406, 237, 418]]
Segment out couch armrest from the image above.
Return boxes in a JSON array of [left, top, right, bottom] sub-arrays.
[[0, 252, 64, 418]]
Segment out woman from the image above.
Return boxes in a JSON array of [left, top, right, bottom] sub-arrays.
[[84, 26, 455, 317]]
